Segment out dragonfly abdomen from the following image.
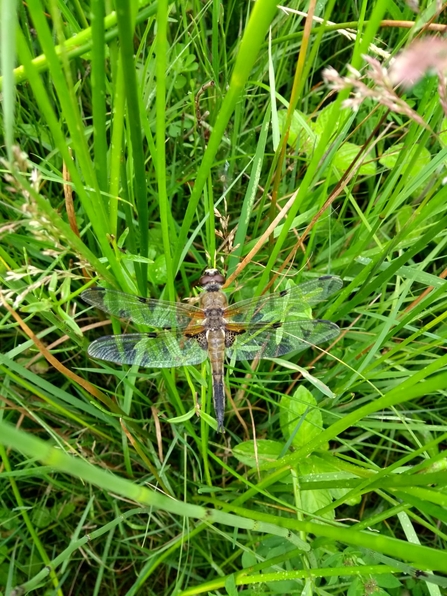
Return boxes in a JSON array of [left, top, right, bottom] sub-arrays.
[[207, 329, 226, 432]]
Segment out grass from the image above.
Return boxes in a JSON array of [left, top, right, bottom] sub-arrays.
[[1, 0, 447, 594]]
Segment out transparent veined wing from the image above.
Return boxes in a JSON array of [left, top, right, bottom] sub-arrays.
[[226, 319, 340, 362], [82, 287, 203, 329], [226, 275, 342, 325], [87, 328, 208, 368]]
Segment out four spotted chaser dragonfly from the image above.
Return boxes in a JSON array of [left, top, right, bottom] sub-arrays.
[[82, 269, 342, 431]]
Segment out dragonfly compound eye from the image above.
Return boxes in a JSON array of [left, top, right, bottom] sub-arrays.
[[199, 269, 226, 287]]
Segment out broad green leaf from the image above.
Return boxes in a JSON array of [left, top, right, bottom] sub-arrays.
[[396, 205, 414, 231], [19, 299, 53, 313], [57, 305, 83, 335], [248, 536, 304, 594], [439, 117, 447, 147], [379, 142, 431, 178], [376, 573, 402, 588], [298, 457, 333, 520], [279, 386, 327, 450], [233, 439, 285, 467], [333, 142, 377, 176], [147, 254, 167, 285], [165, 408, 197, 424], [300, 454, 362, 506], [241, 550, 257, 569], [31, 506, 53, 529], [347, 576, 363, 596], [277, 109, 314, 152], [273, 359, 337, 399], [313, 103, 342, 139], [224, 574, 238, 596]]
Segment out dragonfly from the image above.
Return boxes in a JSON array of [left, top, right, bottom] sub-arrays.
[[82, 269, 342, 431]]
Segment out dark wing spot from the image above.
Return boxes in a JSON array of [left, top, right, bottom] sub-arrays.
[[225, 331, 236, 348], [272, 322, 282, 329], [138, 296, 148, 304], [225, 335, 234, 348], [279, 289, 289, 297], [119, 309, 128, 319], [146, 332, 158, 338], [194, 332, 208, 350], [225, 327, 246, 347], [318, 275, 333, 280]]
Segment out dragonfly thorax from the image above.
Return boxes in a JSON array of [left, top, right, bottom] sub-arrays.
[[204, 307, 226, 331], [200, 278, 228, 330], [204, 307, 224, 318]]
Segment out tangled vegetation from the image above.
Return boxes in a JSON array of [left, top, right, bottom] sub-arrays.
[[1, 1, 447, 594]]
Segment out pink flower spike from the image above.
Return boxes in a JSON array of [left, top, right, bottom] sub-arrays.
[[389, 38, 447, 89]]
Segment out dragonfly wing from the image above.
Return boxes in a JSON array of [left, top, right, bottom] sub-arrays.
[[82, 287, 203, 328], [226, 275, 342, 324], [87, 329, 208, 368], [226, 319, 340, 362]]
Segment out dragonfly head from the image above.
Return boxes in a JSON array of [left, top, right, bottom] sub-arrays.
[[199, 268, 226, 291]]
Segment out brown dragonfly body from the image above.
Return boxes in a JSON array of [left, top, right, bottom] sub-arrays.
[[83, 269, 342, 431], [195, 270, 229, 431]]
